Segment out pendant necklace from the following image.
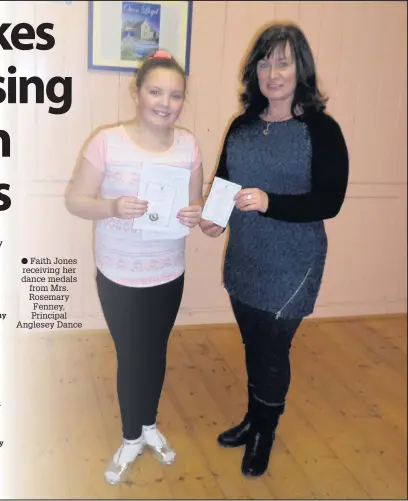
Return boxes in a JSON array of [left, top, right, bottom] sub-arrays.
[[262, 109, 293, 136]]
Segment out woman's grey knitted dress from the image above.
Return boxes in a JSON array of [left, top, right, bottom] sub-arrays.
[[223, 118, 327, 319]]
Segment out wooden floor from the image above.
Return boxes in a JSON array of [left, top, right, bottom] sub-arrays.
[[0, 316, 406, 499]]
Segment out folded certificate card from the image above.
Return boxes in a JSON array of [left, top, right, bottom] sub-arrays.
[[133, 162, 191, 238], [202, 177, 242, 227]]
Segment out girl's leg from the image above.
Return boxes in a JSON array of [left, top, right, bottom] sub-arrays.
[[139, 273, 184, 426], [95, 270, 183, 483]]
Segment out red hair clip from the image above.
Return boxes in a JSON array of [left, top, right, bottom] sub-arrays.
[[149, 50, 172, 60]]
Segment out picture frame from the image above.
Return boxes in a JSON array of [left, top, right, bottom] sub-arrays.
[[88, 0, 193, 74]]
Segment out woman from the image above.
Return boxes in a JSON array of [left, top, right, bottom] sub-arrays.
[[200, 24, 349, 477], [65, 50, 203, 484]]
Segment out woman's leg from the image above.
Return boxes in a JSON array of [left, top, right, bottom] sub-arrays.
[[229, 297, 302, 476], [235, 303, 301, 405], [217, 312, 254, 447]]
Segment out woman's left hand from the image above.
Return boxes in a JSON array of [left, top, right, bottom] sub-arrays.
[[178, 204, 203, 227], [234, 188, 269, 213]]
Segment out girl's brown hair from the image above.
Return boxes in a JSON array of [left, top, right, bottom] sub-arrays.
[[135, 50, 186, 90]]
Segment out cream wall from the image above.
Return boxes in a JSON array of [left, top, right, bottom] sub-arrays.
[[9, 1, 407, 329]]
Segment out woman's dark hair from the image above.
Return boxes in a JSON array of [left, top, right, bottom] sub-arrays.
[[240, 23, 327, 117], [135, 50, 186, 90]]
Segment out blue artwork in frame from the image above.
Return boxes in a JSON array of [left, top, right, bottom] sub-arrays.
[[88, 1, 193, 74]]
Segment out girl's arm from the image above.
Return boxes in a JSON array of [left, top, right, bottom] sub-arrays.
[[64, 157, 115, 220]]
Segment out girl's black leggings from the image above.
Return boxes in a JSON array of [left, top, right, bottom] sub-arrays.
[[96, 269, 184, 440]]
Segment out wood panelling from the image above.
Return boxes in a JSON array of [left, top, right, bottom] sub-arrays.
[[4, 0, 406, 329]]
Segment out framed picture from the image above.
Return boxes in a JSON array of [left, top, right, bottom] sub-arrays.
[[88, 0, 193, 74]]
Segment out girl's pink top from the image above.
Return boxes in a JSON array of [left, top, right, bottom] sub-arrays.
[[83, 125, 201, 287]]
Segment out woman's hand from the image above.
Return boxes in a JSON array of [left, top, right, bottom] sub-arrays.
[[234, 188, 269, 213], [178, 204, 203, 228], [199, 219, 224, 238], [113, 197, 148, 219]]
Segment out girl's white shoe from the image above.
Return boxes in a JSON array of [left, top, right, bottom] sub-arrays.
[[142, 424, 176, 464], [104, 437, 144, 485]]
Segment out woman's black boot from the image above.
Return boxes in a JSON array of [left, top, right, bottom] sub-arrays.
[[241, 401, 285, 477], [217, 412, 251, 447], [217, 386, 254, 448]]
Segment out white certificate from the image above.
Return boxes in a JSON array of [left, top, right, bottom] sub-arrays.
[[133, 162, 191, 238], [202, 177, 242, 227]]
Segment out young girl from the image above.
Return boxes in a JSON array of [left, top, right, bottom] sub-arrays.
[[65, 50, 203, 484]]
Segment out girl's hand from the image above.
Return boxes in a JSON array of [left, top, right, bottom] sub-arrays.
[[234, 188, 269, 213], [199, 219, 224, 238], [113, 197, 148, 219], [178, 204, 202, 228]]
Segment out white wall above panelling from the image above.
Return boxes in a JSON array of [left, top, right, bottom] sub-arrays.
[[8, 1, 407, 332]]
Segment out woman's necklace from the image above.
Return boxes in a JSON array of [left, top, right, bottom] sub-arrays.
[[262, 109, 293, 136], [263, 121, 272, 136]]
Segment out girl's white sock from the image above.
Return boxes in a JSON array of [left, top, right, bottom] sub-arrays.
[[142, 424, 166, 447], [114, 435, 143, 464], [142, 424, 176, 463], [143, 424, 166, 447]]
